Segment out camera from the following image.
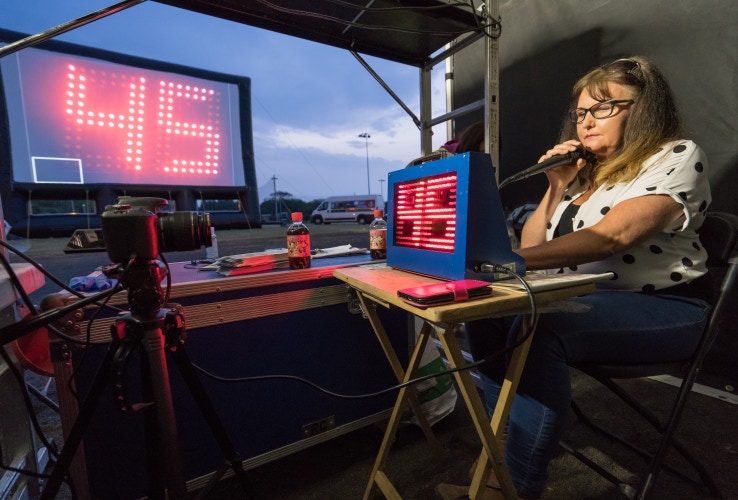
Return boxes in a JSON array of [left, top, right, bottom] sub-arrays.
[[101, 196, 211, 263]]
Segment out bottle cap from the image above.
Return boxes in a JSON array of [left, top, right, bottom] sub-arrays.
[[291, 212, 303, 222], [374, 209, 383, 218]]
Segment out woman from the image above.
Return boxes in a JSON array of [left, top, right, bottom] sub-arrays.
[[441, 56, 712, 499]]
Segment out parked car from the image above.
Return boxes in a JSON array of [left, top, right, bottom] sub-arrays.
[[310, 194, 384, 224]]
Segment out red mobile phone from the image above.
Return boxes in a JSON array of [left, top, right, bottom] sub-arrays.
[[397, 279, 492, 307]]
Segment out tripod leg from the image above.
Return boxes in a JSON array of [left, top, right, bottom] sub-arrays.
[[40, 344, 116, 500], [168, 344, 254, 498], [139, 343, 168, 500], [140, 327, 189, 500]]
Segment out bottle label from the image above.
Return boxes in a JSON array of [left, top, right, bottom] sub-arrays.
[[370, 228, 387, 250], [287, 234, 311, 257]]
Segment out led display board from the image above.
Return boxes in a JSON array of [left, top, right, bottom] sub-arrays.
[[1, 45, 245, 187], [387, 152, 525, 281], [0, 29, 259, 236]]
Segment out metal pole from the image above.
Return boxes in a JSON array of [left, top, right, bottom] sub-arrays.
[[359, 133, 371, 194], [0, 0, 145, 59], [271, 175, 278, 220]]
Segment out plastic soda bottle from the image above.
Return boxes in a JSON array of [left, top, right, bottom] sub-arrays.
[[287, 212, 311, 269], [205, 227, 219, 260], [369, 209, 387, 260]]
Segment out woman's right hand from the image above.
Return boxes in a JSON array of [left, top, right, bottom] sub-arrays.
[[538, 140, 588, 188], [519, 140, 589, 248]]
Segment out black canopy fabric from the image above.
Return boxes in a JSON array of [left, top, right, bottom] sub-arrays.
[[452, 0, 738, 215], [153, 0, 484, 67]]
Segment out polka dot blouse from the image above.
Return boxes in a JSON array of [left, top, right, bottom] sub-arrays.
[[545, 140, 711, 293]]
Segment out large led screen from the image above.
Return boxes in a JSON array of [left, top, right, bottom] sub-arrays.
[[1, 45, 246, 188]]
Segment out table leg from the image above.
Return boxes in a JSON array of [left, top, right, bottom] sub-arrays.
[[356, 292, 441, 499], [356, 292, 442, 450], [438, 314, 537, 500]]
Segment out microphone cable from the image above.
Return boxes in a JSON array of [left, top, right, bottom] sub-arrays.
[[192, 264, 539, 400]]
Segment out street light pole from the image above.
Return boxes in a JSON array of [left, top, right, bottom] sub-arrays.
[[378, 178, 386, 201], [359, 132, 371, 194], [271, 175, 279, 221]]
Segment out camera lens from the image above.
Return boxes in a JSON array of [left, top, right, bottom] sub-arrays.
[[156, 211, 212, 252]]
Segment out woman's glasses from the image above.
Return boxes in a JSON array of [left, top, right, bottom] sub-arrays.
[[569, 99, 635, 123]]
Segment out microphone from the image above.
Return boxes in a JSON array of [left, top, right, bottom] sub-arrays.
[[498, 147, 591, 189]]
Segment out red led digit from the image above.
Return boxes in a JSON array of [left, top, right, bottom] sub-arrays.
[[158, 81, 221, 177], [393, 172, 457, 252], [66, 64, 146, 173]]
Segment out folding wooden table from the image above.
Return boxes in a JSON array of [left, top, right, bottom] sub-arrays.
[[334, 264, 605, 500]]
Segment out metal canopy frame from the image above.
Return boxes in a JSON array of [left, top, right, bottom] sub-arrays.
[[151, 0, 499, 159], [0, 0, 499, 170]]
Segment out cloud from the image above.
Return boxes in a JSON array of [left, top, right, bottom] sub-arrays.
[[255, 67, 449, 162]]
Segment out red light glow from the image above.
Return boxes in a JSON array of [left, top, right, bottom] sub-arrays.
[[392, 171, 457, 253], [9, 48, 239, 186], [63, 64, 224, 178]]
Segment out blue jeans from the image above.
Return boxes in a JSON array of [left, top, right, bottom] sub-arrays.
[[468, 290, 710, 499]]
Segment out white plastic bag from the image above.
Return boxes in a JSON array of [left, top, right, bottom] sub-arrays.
[[408, 317, 458, 426]]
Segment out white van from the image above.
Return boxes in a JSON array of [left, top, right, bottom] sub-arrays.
[[310, 194, 384, 224]]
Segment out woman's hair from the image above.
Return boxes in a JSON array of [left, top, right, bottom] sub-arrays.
[[456, 121, 486, 153], [559, 56, 685, 186]]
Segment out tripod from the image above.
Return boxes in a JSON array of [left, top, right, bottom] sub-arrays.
[[41, 258, 251, 499]]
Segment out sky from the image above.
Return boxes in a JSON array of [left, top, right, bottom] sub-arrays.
[[0, 0, 452, 203]]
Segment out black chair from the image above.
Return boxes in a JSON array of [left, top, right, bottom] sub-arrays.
[[561, 211, 738, 499]]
